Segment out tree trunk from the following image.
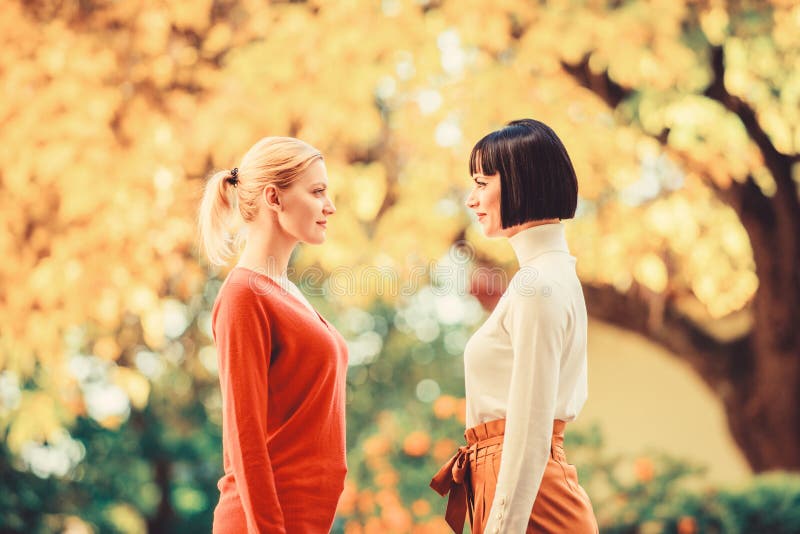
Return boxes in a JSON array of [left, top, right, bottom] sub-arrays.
[[147, 456, 175, 533], [725, 178, 800, 471]]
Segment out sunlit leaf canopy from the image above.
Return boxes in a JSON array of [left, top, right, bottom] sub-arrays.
[[1, 0, 798, 444]]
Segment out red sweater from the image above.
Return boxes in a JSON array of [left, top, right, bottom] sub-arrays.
[[211, 266, 348, 533]]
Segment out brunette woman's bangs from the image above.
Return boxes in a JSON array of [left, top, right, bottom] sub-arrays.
[[469, 133, 502, 178]]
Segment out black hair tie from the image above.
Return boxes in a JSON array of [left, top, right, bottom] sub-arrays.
[[226, 167, 239, 186]]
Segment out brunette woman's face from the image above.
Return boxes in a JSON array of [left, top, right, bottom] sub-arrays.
[[465, 170, 507, 238], [272, 159, 336, 245]]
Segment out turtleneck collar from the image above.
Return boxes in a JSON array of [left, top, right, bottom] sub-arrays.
[[508, 222, 570, 265]]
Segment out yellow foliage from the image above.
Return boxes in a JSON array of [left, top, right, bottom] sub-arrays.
[[93, 336, 121, 362], [0, 0, 785, 437], [168, 0, 212, 33], [347, 163, 389, 222], [633, 253, 668, 294], [6, 391, 72, 454], [105, 503, 147, 534], [112, 367, 151, 410]]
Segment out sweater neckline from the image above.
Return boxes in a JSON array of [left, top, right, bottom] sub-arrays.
[[507, 222, 570, 266], [231, 266, 331, 329]]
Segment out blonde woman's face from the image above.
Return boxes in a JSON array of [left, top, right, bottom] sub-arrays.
[[276, 159, 336, 245]]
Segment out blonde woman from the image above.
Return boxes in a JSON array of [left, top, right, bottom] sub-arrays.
[[198, 137, 348, 533], [431, 119, 598, 533]]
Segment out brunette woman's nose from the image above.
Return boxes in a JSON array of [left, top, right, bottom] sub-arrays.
[[465, 190, 478, 209]]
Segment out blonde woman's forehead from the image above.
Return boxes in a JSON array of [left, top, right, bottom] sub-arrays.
[[298, 159, 328, 184]]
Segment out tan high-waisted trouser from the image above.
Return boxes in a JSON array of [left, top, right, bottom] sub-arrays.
[[431, 418, 598, 533]]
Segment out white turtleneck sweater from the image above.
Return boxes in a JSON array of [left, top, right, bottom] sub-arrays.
[[463, 222, 589, 534]]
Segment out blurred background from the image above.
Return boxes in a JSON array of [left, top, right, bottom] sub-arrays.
[[1, 0, 799, 533]]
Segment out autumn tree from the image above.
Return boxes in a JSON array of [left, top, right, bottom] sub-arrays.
[[543, 1, 800, 470]]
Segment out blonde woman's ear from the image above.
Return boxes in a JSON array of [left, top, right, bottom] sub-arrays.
[[262, 184, 282, 212]]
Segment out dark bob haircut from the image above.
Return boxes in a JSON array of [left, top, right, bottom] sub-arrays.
[[469, 119, 578, 228]]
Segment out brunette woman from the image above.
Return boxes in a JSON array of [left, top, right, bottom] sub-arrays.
[[431, 119, 598, 533]]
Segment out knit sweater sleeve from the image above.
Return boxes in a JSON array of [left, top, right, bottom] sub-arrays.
[[214, 286, 286, 533], [483, 284, 565, 533]]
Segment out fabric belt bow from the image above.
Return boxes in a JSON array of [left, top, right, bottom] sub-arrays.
[[429, 445, 473, 534]]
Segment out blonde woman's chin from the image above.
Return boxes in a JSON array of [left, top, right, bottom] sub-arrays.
[[303, 228, 327, 245]]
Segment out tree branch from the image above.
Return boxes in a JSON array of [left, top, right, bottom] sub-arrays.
[[561, 55, 748, 209], [562, 48, 799, 219], [582, 281, 753, 394], [561, 54, 630, 109], [704, 46, 800, 201], [562, 51, 797, 309], [704, 47, 800, 347]]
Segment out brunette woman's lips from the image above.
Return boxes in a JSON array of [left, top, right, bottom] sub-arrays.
[[476, 213, 487, 220]]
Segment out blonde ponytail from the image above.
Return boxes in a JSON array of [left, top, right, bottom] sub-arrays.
[[198, 168, 240, 266], [197, 136, 323, 267]]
